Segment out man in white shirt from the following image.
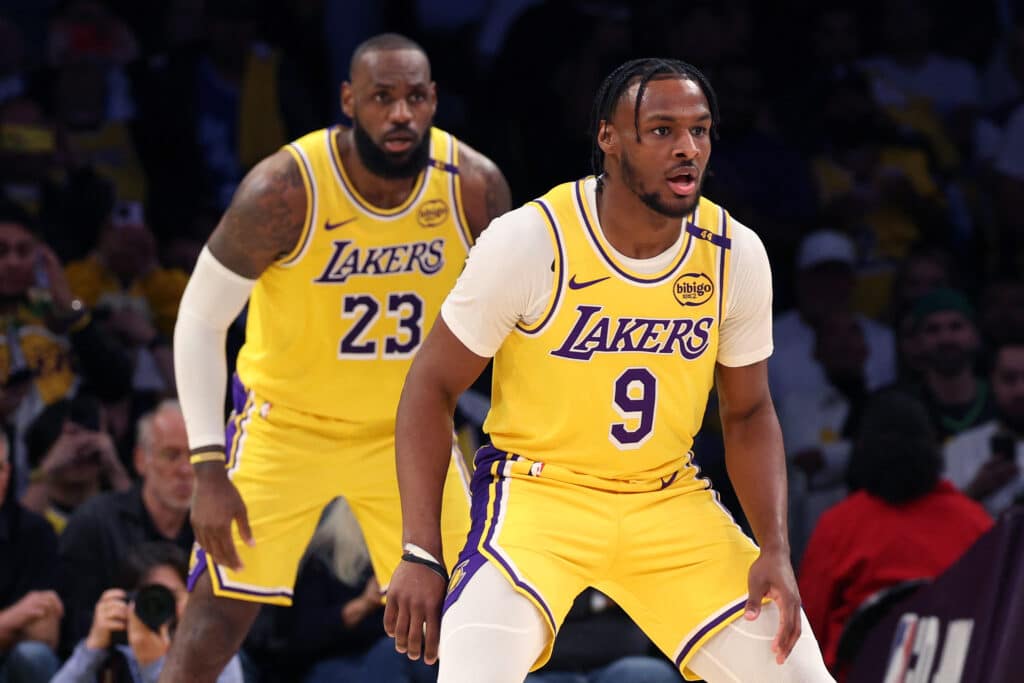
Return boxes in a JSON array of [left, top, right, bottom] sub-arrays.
[[944, 339, 1024, 514], [770, 230, 896, 403]]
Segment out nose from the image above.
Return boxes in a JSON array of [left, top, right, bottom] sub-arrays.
[[390, 98, 412, 125], [673, 131, 699, 160]]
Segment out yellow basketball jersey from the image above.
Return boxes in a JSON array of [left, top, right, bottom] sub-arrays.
[[485, 179, 733, 487], [236, 127, 473, 430]]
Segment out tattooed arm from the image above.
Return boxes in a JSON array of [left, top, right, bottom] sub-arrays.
[[172, 149, 307, 570], [207, 149, 307, 278], [457, 142, 512, 240]]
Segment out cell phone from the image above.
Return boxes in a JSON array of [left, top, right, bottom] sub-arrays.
[[990, 433, 1016, 461]]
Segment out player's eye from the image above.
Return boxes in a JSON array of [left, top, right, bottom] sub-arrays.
[[690, 126, 707, 137], [372, 92, 390, 104], [409, 92, 426, 104], [652, 126, 670, 136]]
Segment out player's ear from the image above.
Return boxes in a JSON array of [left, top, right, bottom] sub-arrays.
[[597, 120, 618, 156], [341, 82, 354, 119]]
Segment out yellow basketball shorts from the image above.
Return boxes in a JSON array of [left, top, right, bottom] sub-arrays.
[[442, 445, 760, 680], [187, 374, 472, 605]]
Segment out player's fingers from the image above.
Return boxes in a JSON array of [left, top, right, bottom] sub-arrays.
[[215, 520, 245, 571], [405, 606, 425, 661], [423, 606, 441, 665], [383, 598, 399, 638], [235, 503, 255, 548], [745, 578, 767, 620], [773, 596, 801, 663], [393, 600, 411, 654]]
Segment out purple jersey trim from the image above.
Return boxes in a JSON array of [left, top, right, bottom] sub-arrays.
[[674, 598, 747, 668]]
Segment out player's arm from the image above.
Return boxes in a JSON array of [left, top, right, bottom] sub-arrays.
[[716, 360, 800, 664], [714, 220, 800, 664], [384, 206, 550, 664], [457, 142, 512, 238], [173, 149, 306, 570]]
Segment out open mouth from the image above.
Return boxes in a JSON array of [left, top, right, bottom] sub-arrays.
[[667, 168, 698, 196], [383, 134, 415, 153]]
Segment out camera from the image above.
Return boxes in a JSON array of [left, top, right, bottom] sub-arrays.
[[129, 584, 178, 633]]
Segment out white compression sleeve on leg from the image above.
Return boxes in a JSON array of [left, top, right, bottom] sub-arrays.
[[438, 561, 548, 683], [687, 602, 835, 683], [173, 247, 255, 450]]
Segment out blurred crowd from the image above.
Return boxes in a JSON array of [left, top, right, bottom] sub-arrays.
[[0, 0, 1023, 681]]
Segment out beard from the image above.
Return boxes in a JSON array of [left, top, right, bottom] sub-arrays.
[[352, 117, 431, 180], [997, 398, 1024, 435], [925, 343, 973, 377], [619, 150, 701, 219]]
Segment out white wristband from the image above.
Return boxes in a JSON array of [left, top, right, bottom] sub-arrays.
[[403, 542, 443, 567]]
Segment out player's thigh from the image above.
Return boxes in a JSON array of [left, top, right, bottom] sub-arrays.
[[196, 401, 342, 604], [688, 603, 834, 683], [439, 561, 549, 683], [600, 486, 760, 679]]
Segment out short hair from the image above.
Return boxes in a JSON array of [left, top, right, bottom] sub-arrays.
[[117, 541, 188, 589], [135, 399, 182, 455], [349, 33, 428, 80], [590, 58, 720, 187], [846, 390, 942, 504], [26, 392, 102, 468]]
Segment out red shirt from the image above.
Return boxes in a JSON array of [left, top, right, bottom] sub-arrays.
[[798, 481, 992, 669]]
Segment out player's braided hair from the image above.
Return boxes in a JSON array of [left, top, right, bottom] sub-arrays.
[[590, 58, 720, 190]]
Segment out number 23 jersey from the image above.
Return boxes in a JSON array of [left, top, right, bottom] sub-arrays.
[[441, 177, 773, 486], [236, 126, 474, 428]]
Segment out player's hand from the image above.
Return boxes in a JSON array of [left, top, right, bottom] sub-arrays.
[[745, 549, 801, 665], [383, 559, 447, 665], [191, 461, 254, 571]]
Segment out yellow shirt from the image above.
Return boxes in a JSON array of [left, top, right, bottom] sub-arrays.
[[65, 257, 188, 339], [484, 180, 732, 487], [236, 127, 474, 428]]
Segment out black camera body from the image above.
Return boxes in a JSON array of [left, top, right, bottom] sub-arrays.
[[109, 583, 178, 646]]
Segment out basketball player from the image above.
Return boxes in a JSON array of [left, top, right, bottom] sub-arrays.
[[159, 34, 510, 682], [385, 58, 834, 682]]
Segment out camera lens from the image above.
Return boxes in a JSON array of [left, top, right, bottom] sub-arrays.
[[132, 584, 177, 632]]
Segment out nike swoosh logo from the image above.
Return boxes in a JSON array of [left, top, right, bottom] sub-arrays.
[[568, 275, 611, 290], [324, 217, 357, 230]]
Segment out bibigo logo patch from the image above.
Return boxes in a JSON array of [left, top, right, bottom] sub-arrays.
[[673, 273, 714, 306], [418, 199, 449, 227]]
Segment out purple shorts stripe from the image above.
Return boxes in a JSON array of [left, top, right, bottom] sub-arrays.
[[674, 598, 747, 668], [443, 446, 556, 630], [187, 547, 208, 592]]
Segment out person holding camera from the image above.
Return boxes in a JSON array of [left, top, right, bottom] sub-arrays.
[[944, 338, 1024, 514], [19, 393, 130, 534], [52, 542, 242, 683]]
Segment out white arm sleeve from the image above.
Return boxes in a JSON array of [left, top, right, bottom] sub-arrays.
[[717, 220, 774, 367], [173, 247, 255, 450], [440, 206, 555, 358]]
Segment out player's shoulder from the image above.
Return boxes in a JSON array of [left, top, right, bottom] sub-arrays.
[[722, 212, 765, 257], [448, 132, 502, 182]]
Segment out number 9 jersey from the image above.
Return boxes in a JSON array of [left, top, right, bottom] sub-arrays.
[[484, 179, 734, 491], [237, 125, 474, 432]]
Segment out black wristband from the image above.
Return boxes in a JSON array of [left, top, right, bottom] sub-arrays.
[[401, 552, 449, 583]]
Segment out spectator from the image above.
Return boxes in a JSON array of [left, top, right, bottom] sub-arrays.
[[269, 499, 435, 683], [525, 589, 682, 683], [900, 287, 994, 441], [944, 338, 1024, 514], [58, 400, 193, 651], [19, 392, 130, 534], [53, 541, 242, 683], [65, 199, 185, 398], [0, 432, 61, 683], [769, 230, 896, 402], [798, 391, 992, 672], [780, 311, 868, 563], [0, 201, 132, 494]]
